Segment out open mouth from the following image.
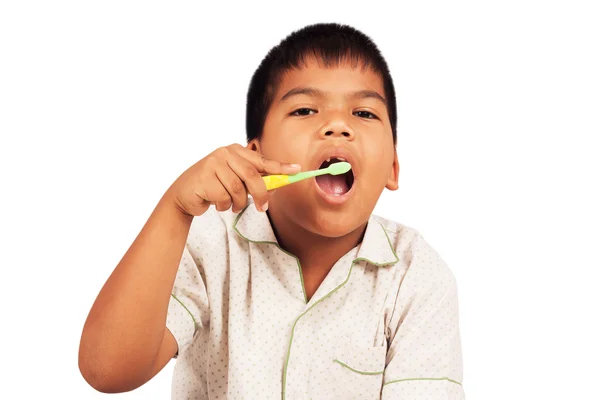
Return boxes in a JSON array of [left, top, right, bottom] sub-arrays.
[[315, 157, 355, 195]]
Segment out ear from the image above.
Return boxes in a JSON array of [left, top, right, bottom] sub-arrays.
[[385, 149, 400, 191], [246, 139, 261, 152], [248, 139, 277, 193]]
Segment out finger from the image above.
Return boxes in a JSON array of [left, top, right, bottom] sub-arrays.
[[214, 198, 232, 212], [214, 164, 249, 213], [200, 174, 232, 212], [226, 154, 269, 211], [232, 145, 301, 175]]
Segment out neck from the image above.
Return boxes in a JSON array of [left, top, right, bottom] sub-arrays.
[[266, 207, 367, 269]]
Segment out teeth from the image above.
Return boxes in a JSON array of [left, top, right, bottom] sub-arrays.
[[321, 156, 348, 167]]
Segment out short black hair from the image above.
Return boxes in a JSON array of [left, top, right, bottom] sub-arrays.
[[245, 23, 397, 145]]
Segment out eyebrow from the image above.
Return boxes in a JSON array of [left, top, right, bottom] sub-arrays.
[[279, 87, 387, 106]]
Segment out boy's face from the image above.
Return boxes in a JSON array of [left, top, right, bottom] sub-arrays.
[[249, 57, 399, 238]]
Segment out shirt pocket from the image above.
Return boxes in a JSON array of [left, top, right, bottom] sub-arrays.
[[329, 338, 387, 399]]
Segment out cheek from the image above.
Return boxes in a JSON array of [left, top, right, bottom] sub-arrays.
[[262, 119, 313, 158], [260, 140, 307, 168], [362, 147, 394, 184], [363, 136, 391, 162]]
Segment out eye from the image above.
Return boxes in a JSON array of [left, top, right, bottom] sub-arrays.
[[290, 108, 317, 116], [354, 110, 379, 119]]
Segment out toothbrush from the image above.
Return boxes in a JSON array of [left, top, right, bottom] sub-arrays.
[[262, 161, 351, 191]]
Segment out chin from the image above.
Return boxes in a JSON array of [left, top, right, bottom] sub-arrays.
[[302, 203, 370, 239], [275, 181, 375, 238]]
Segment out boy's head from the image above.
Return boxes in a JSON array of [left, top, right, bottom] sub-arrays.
[[245, 23, 399, 238], [246, 23, 397, 145]]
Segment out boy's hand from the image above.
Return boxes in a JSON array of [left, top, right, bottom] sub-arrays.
[[167, 143, 301, 216]]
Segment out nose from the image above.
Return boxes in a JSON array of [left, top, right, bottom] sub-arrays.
[[318, 111, 355, 140]]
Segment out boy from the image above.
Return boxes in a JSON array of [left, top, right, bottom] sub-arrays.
[[79, 23, 465, 400]]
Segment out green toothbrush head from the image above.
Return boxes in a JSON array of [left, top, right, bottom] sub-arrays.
[[327, 161, 352, 175]]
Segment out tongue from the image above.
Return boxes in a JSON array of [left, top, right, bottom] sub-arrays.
[[316, 174, 349, 195]]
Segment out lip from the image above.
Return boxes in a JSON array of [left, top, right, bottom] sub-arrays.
[[311, 146, 359, 206]]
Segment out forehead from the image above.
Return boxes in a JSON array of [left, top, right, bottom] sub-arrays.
[[275, 57, 385, 99]]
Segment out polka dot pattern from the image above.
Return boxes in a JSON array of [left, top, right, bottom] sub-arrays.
[[165, 198, 464, 399]]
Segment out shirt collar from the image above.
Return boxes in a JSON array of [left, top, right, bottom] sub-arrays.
[[232, 201, 398, 267]]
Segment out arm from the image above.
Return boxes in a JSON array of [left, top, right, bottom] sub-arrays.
[[78, 193, 192, 393], [78, 144, 301, 393], [381, 234, 465, 399]]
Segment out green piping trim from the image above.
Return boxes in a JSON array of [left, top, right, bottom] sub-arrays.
[[170, 293, 197, 329], [281, 259, 355, 399], [281, 253, 397, 399], [383, 377, 462, 386], [378, 222, 400, 265], [232, 206, 402, 400], [233, 206, 399, 268], [232, 205, 308, 303], [333, 359, 384, 375]]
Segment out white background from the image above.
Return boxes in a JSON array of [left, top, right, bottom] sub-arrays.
[[1, 1, 599, 399]]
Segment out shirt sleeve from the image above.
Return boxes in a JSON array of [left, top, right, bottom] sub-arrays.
[[382, 233, 465, 399], [166, 239, 210, 358]]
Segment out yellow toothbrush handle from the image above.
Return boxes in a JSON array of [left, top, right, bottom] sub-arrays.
[[262, 175, 291, 190]]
